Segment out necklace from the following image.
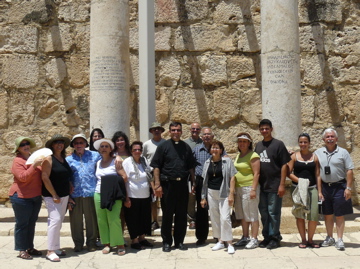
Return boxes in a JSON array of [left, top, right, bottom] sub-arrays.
[[211, 160, 220, 177]]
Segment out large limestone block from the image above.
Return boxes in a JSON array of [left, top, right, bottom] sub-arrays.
[[227, 55, 256, 82], [129, 26, 138, 50], [155, 0, 208, 23], [58, 1, 90, 22], [158, 56, 181, 87], [328, 56, 359, 84], [298, 0, 342, 24], [1, 54, 39, 89], [0, 174, 13, 199], [213, 87, 241, 124], [67, 56, 89, 88], [74, 24, 90, 53], [197, 54, 227, 86], [8, 1, 54, 24], [155, 26, 171, 51], [299, 25, 325, 53], [213, 0, 260, 25], [38, 98, 60, 119], [314, 90, 344, 126], [240, 88, 262, 125], [45, 58, 67, 88], [174, 24, 236, 52], [8, 91, 35, 126], [301, 95, 315, 124], [155, 87, 170, 124], [0, 91, 9, 128], [0, 25, 38, 53], [237, 24, 261, 52], [44, 24, 73, 52], [171, 88, 212, 124], [301, 54, 326, 87], [332, 27, 360, 56]]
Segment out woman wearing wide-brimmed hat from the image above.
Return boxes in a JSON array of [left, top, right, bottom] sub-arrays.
[[9, 136, 44, 260], [41, 134, 73, 262]]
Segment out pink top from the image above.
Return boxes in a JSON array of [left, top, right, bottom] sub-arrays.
[[9, 154, 42, 198]]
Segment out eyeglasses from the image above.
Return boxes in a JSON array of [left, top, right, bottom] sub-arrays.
[[191, 128, 201, 131], [53, 140, 65, 144], [100, 145, 110, 148], [201, 133, 212, 136], [19, 141, 31, 147], [152, 127, 162, 131]]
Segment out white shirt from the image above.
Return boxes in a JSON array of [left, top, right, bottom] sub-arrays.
[[123, 157, 150, 198], [95, 159, 117, 193]]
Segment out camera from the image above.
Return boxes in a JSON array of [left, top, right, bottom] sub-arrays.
[[324, 166, 331, 175]]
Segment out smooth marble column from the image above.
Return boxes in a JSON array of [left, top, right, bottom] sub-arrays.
[[90, 0, 130, 137], [261, 0, 301, 148]]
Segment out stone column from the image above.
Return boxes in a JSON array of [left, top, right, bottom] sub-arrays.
[[261, 0, 301, 148], [90, 0, 130, 138], [139, 0, 156, 142]]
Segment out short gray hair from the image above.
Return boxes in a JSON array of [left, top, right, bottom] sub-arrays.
[[201, 127, 214, 136], [322, 128, 338, 139]]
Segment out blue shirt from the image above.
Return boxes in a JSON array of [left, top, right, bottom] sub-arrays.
[[66, 150, 101, 198], [193, 143, 227, 177]]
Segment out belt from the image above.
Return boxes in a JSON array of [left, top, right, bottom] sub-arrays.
[[160, 175, 185, 181], [323, 179, 346, 186], [168, 177, 183, 181]]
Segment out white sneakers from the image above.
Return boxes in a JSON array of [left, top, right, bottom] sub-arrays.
[[211, 242, 225, 251], [245, 238, 259, 249], [212, 242, 235, 254]]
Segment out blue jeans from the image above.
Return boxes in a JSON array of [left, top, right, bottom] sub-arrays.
[[258, 191, 283, 241], [10, 193, 42, 251]]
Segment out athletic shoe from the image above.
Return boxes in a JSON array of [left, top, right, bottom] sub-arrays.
[[245, 238, 259, 249], [335, 238, 345, 251], [234, 236, 250, 247], [321, 236, 335, 247], [227, 244, 235, 254], [151, 221, 160, 231], [212, 242, 225, 251]]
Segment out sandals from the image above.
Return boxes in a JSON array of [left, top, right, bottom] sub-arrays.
[[46, 252, 60, 262], [27, 248, 42, 256], [117, 248, 126, 256], [131, 243, 145, 250], [17, 251, 33, 260], [102, 246, 111, 254], [308, 242, 320, 248], [55, 249, 66, 256], [298, 243, 307, 249]]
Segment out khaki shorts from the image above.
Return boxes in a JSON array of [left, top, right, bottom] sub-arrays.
[[234, 186, 260, 222]]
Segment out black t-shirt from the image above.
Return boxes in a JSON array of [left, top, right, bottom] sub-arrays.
[[150, 139, 195, 178], [254, 138, 291, 192], [42, 156, 72, 197], [207, 160, 223, 190]]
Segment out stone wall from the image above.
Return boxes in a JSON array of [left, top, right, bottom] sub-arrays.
[[0, 0, 359, 202]]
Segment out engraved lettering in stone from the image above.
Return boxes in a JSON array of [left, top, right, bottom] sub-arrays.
[[91, 56, 126, 90], [266, 55, 297, 85]]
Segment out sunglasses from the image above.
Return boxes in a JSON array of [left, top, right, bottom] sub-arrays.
[[53, 140, 65, 144], [19, 141, 31, 147]]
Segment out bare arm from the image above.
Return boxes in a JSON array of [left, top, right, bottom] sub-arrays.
[[153, 168, 162, 198], [41, 156, 60, 203], [344, 169, 353, 201], [287, 154, 299, 183], [228, 175, 236, 206], [315, 155, 323, 201], [250, 157, 260, 199], [278, 163, 288, 198]]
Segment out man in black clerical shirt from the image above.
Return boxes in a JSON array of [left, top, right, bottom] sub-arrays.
[[151, 122, 196, 252]]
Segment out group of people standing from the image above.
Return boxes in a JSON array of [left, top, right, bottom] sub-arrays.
[[9, 118, 354, 261]]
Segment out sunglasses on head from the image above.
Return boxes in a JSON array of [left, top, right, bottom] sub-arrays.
[[19, 141, 31, 147]]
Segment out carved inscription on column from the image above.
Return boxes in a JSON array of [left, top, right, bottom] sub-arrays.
[[91, 56, 126, 90], [265, 54, 298, 85]]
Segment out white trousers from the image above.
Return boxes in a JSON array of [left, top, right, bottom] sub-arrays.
[[208, 189, 233, 242], [43, 196, 69, 250]]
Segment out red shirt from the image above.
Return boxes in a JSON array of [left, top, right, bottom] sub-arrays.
[[9, 154, 42, 198]]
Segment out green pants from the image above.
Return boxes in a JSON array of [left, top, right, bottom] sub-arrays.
[[94, 192, 124, 246]]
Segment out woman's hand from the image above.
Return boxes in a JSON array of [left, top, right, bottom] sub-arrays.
[[124, 197, 131, 208], [250, 189, 256, 199], [53, 195, 61, 204], [32, 156, 44, 168], [228, 193, 234, 206], [114, 156, 123, 170], [200, 199, 207, 208]]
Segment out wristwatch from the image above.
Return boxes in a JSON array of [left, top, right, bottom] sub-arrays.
[[346, 186, 352, 191]]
